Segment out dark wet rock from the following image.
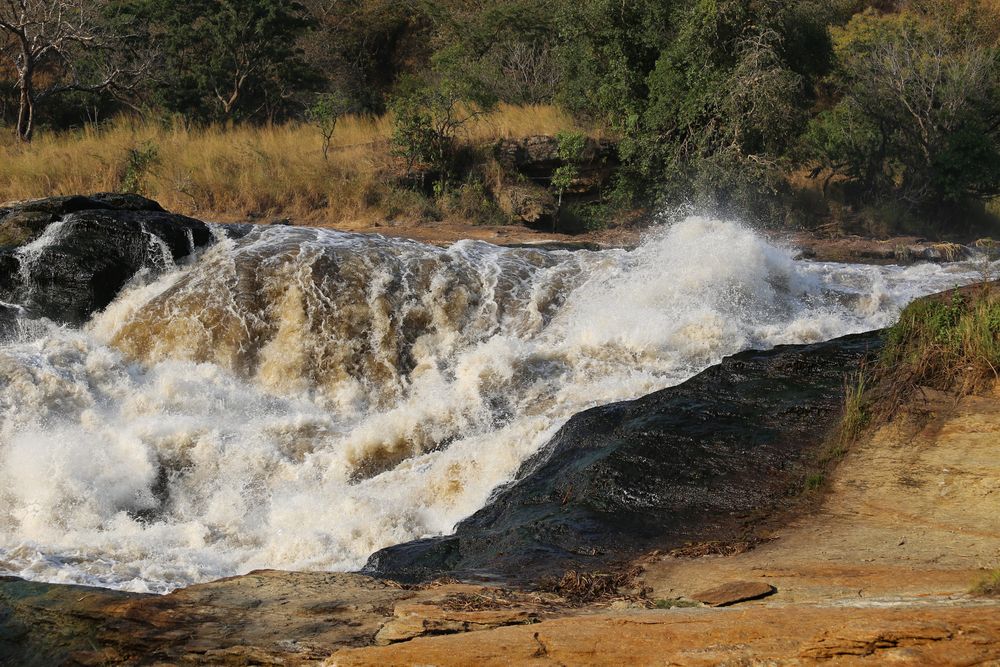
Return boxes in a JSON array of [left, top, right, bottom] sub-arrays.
[[0, 194, 214, 324], [366, 332, 882, 584], [0, 303, 19, 339]]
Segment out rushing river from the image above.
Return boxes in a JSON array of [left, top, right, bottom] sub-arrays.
[[0, 216, 994, 593]]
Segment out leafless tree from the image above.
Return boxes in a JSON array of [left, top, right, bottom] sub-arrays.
[[0, 0, 148, 141]]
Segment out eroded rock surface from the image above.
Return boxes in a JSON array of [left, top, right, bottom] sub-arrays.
[[328, 605, 1000, 666], [0, 571, 415, 666]]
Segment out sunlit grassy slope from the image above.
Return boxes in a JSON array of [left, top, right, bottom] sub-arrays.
[[0, 104, 586, 225]]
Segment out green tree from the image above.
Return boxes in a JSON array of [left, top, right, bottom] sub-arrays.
[[804, 5, 1000, 208], [554, 0, 678, 122], [391, 44, 497, 192], [142, 0, 317, 122], [431, 1, 562, 105], [307, 91, 352, 159], [551, 131, 586, 230], [298, 0, 433, 113], [635, 0, 833, 215]]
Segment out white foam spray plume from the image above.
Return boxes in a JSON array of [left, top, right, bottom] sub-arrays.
[[0, 217, 992, 592]]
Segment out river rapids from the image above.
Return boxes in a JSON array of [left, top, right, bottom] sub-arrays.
[[0, 217, 993, 592]]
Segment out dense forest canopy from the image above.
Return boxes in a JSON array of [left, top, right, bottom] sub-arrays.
[[3, 0, 1000, 230]]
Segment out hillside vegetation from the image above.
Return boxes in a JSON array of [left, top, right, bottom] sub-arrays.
[[2, 0, 1000, 235]]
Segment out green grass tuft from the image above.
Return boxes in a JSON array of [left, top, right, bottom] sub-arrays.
[[836, 284, 1000, 446], [804, 473, 826, 491], [972, 569, 1000, 597], [654, 598, 701, 609]]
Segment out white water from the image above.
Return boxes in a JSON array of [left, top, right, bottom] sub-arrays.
[[0, 217, 993, 593]]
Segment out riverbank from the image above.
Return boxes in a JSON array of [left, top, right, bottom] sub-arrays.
[[2, 377, 997, 665], [4, 116, 1000, 255]]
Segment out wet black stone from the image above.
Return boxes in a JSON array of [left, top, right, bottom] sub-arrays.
[[365, 332, 882, 584], [0, 195, 213, 324]]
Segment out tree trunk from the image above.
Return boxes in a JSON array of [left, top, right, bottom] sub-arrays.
[[16, 67, 35, 143]]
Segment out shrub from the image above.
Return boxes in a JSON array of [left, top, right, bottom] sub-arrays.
[[307, 92, 352, 160], [389, 72, 498, 190], [880, 287, 1000, 395], [120, 142, 160, 195], [551, 131, 587, 219], [443, 180, 507, 226]]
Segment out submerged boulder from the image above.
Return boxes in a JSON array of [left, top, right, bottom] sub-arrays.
[[366, 332, 882, 583], [0, 194, 214, 324]]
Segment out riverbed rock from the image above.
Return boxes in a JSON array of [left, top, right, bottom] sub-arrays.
[[789, 233, 979, 264], [374, 601, 539, 645], [0, 571, 415, 667], [365, 332, 882, 583], [690, 581, 776, 606], [0, 194, 214, 324]]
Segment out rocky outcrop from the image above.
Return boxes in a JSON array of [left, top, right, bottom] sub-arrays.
[[0, 194, 215, 325], [492, 182, 558, 225], [0, 571, 416, 666], [494, 135, 617, 183], [491, 135, 618, 227], [791, 233, 982, 264], [365, 332, 882, 583], [329, 605, 1000, 666], [0, 572, 567, 666]]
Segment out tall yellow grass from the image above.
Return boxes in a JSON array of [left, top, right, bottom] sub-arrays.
[[0, 104, 588, 226]]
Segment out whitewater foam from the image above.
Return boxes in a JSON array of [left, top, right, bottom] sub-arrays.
[[0, 217, 993, 593]]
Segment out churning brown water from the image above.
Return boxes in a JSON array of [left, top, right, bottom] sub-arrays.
[[0, 217, 992, 592]]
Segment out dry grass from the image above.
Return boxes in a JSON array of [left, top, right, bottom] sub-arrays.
[[537, 566, 644, 605], [0, 104, 587, 225]]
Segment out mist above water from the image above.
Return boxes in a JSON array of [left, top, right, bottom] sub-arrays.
[[0, 217, 991, 592]]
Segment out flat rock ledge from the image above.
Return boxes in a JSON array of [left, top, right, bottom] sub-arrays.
[[690, 581, 777, 607]]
